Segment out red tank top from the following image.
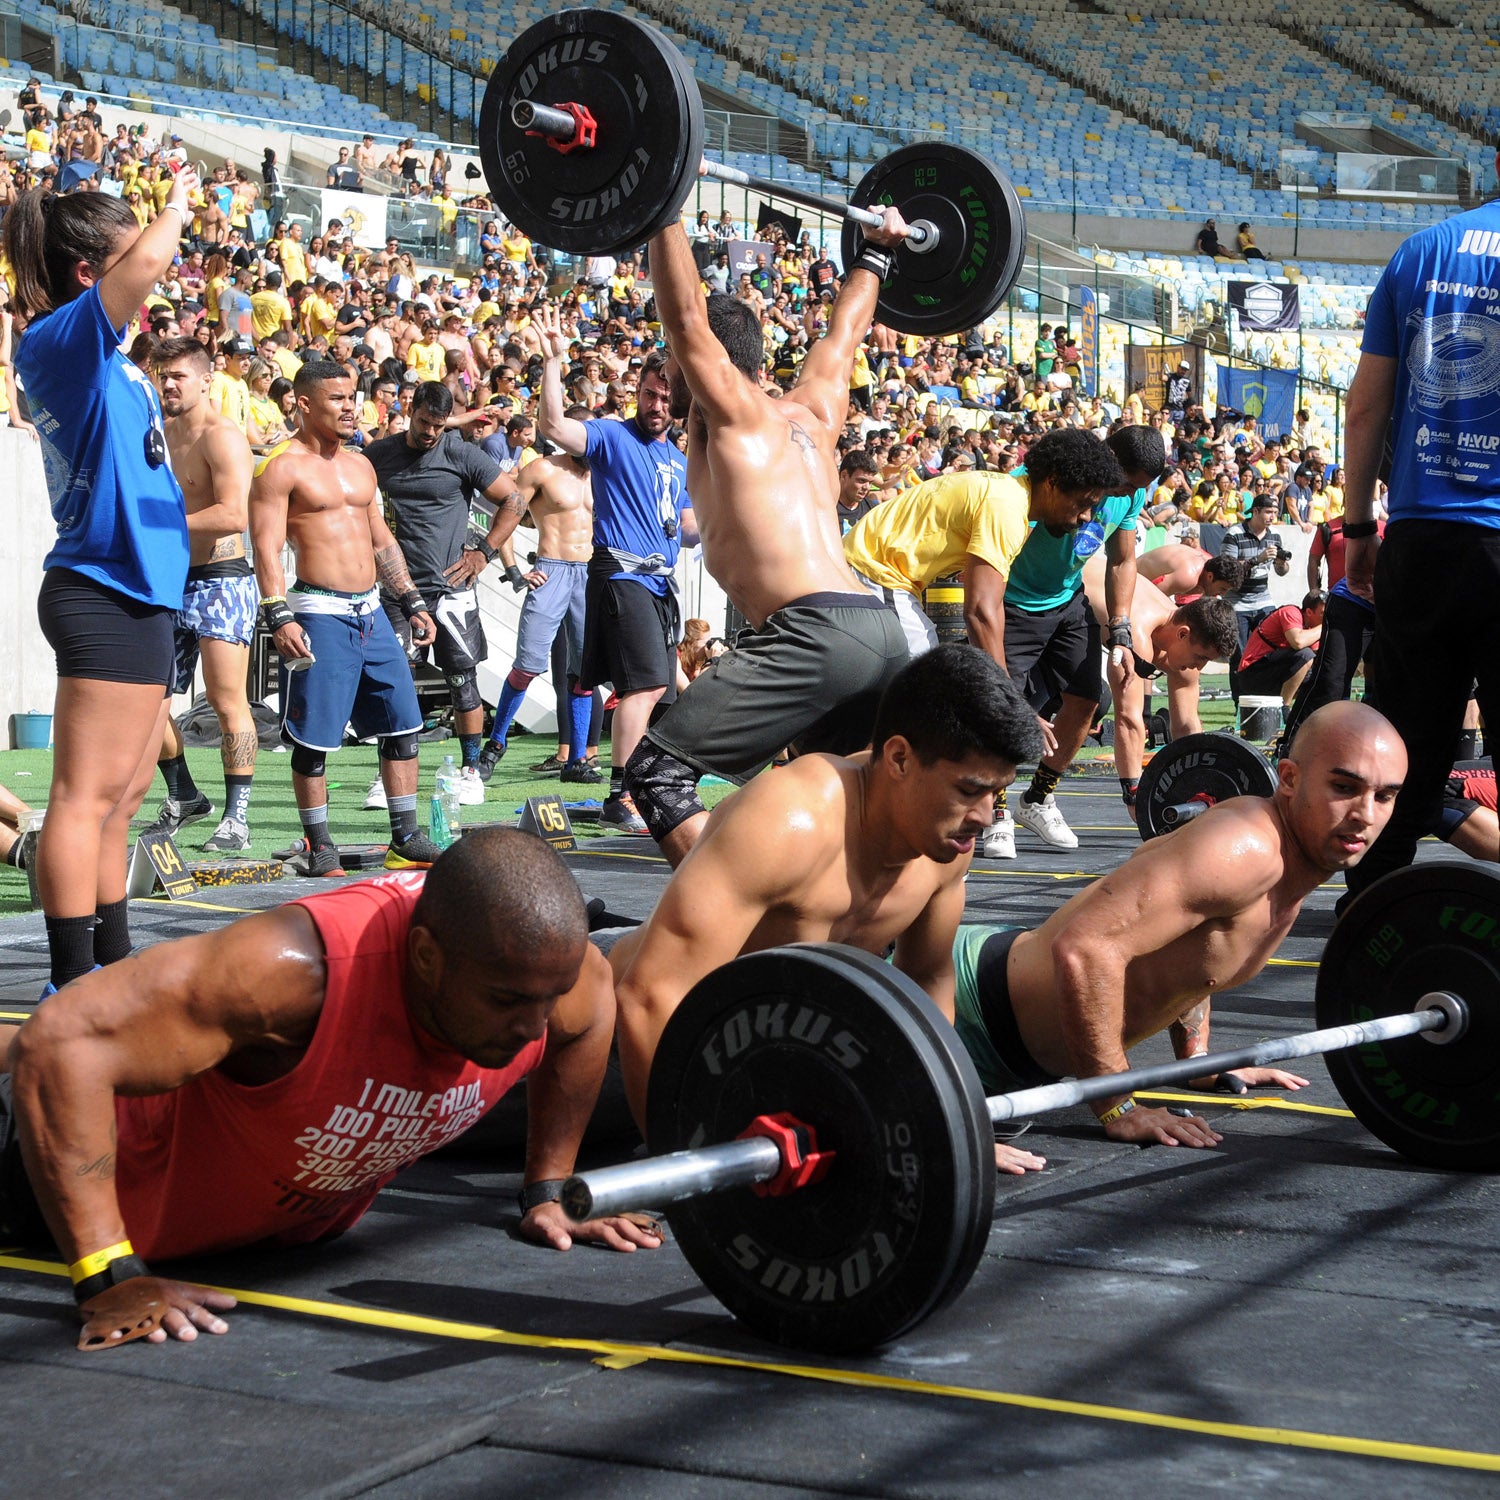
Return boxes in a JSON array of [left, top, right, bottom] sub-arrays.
[[113, 874, 546, 1261]]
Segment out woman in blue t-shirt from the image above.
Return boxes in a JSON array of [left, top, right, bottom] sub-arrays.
[[3, 166, 197, 993]]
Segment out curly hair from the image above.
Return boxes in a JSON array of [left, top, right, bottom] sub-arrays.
[[1024, 428, 1125, 497]]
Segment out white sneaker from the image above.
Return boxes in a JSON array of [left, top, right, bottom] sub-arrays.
[[363, 776, 388, 811], [1013, 793, 1078, 849], [457, 765, 485, 806], [977, 808, 1016, 859]]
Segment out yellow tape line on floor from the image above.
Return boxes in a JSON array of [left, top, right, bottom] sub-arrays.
[[1137, 1090, 1355, 1118], [2, 1254, 1494, 1471]]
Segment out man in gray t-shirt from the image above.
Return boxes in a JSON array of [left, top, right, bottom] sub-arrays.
[[366, 382, 522, 792], [1218, 493, 1291, 701]]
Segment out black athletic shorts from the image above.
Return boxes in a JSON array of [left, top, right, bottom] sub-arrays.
[[1003, 590, 1101, 709], [1237, 646, 1312, 698], [581, 575, 678, 699], [0, 1075, 50, 1248], [38, 568, 174, 686]]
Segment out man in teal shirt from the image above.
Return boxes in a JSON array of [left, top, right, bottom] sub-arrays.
[[983, 426, 1165, 856]]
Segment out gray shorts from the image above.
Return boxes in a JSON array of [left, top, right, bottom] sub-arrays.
[[514, 558, 587, 678], [646, 592, 909, 780]]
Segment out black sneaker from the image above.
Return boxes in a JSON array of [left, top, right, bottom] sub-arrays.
[[560, 759, 603, 784], [529, 752, 566, 776], [476, 739, 506, 783], [301, 843, 343, 877], [600, 793, 649, 836], [385, 831, 447, 869], [142, 792, 215, 838]]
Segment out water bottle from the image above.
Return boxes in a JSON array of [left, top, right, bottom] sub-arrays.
[[430, 754, 461, 849]]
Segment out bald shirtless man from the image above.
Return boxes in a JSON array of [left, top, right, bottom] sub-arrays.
[[1, 829, 661, 1350], [481, 419, 598, 781], [951, 701, 1405, 1147], [610, 644, 1049, 1173], [138, 337, 259, 853], [250, 361, 441, 876], [620, 205, 915, 866], [1074, 553, 1240, 819], [1136, 542, 1245, 603]]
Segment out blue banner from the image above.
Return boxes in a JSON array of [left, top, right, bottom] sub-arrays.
[[1216, 366, 1297, 442], [1077, 285, 1098, 398]]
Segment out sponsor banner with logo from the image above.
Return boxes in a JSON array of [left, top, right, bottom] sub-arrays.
[[1217, 366, 1298, 442], [1228, 280, 1300, 332], [1077, 285, 1099, 399]]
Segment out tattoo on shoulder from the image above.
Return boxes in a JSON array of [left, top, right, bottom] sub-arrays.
[[787, 420, 817, 459]]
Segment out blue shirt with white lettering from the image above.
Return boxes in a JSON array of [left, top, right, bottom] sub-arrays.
[[583, 417, 690, 595], [1361, 199, 1500, 526], [17, 286, 189, 607]]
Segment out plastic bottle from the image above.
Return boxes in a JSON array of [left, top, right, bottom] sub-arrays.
[[431, 754, 461, 849]]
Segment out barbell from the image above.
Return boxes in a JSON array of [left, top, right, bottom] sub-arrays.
[[561, 861, 1499, 1354], [477, 9, 1027, 335]]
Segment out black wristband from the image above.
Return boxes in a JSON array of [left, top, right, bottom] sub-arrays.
[[399, 589, 429, 619], [1120, 776, 1139, 808], [1107, 618, 1133, 652], [504, 563, 526, 590], [73, 1253, 151, 1305], [465, 539, 499, 563], [517, 1178, 568, 1214], [261, 598, 295, 634], [852, 243, 894, 281], [1341, 519, 1378, 539]]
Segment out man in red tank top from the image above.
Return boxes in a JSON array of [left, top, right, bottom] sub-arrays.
[[2, 828, 661, 1350]]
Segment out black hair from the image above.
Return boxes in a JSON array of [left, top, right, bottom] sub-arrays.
[[269, 376, 293, 407], [1, 185, 136, 320], [410, 380, 454, 418], [704, 292, 765, 378], [1175, 597, 1238, 659], [1202, 555, 1248, 591], [871, 644, 1043, 769], [1302, 590, 1327, 612], [1023, 428, 1125, 496], [506, 413, 533, 434], [412, 826, 587, 959], [841, 448, 879, 477], [292, 358, 351, 394], [1105, 424, 1167, 483], [149, 335, 212, 372]]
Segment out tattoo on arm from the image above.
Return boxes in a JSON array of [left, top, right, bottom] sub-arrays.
[[74, 1153, 116, 1182], [373, 542, 415, 596], [1170, 998, 1211, 1059]]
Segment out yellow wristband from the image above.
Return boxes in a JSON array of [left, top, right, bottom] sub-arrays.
[[69, 1239, 135, 1285], [1097, 1098, 1136, 1126]]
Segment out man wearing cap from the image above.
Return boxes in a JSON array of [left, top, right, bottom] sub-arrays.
[[209, 337, 254, 435], [1164, 360, 1193, 423]]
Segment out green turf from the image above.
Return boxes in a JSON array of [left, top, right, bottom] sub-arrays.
[[0, 732, 740, 918]]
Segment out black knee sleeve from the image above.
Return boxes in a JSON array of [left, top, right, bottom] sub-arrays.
[[625, 738, 704, 843], [447, 667, 482, 715], [379, 732, 420, 762], [290, 745, 326, 778]]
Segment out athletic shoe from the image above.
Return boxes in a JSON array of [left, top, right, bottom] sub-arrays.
[[201, 817, 251, 854], [529, 751, 566, 776], [12, 829, 37, 871], [39, 964, 101, 1001], [477, 739, 506, 782], [1013, 794, 1079, 850], [363, 776, 388, 810], [560, 759, 603, 785], [977, 807, 1016, 860], [302, 843, 343, 878], [600, 793, 650, 836], [457, 766, 485, 805], [384, 831, 447, 869], [141, 792, 214, 838]]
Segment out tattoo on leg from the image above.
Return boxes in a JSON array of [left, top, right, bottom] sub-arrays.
[[220, 729, 259, 774]]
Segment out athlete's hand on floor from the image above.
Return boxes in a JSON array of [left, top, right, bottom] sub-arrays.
[[519, 1201, 666, 1253], [1103, 1106, 1223, 1148]]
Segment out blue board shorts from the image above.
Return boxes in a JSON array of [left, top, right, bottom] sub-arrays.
[[281, 585, 423, 751]]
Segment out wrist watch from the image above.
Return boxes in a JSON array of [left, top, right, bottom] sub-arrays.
[[464, 539, 499, 563]]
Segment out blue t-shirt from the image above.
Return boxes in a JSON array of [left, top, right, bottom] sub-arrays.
[[1003, 482, 1147, 612], [17, 287, 189, 608], [583, 418, 690, 596], [1361, 199, 1500, 527]]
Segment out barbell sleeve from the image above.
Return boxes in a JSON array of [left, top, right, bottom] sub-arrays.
[[986, 997, 1466, 1123], [511, 99, 577, 141], [1160, 801, 1210, 828], [561, 1135, 782, 1222]]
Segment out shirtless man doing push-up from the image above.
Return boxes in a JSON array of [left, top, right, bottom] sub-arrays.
[[951, 701, 1405, 1146], [623, 202, 915, 866]]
